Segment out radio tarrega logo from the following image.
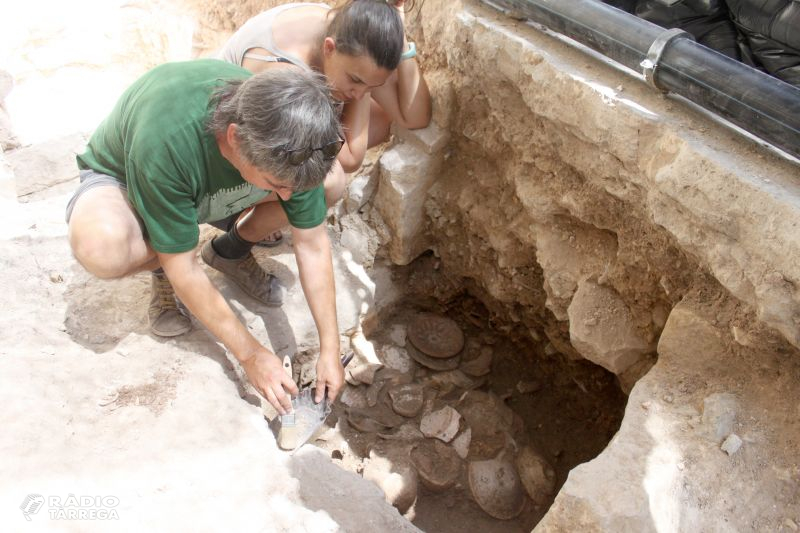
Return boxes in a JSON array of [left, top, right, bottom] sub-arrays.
[[19, 494, 120, 521], [19, 494, 44, 521]]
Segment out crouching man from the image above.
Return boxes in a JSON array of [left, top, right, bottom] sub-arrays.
[[66, 59, 345, 413]]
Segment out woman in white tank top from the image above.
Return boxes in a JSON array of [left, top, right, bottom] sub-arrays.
[[219, 0, 430, 172]]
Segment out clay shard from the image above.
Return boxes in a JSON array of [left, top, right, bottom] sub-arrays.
[[407, 342, 461, 371], [468, 456, 526, 520], [458, 391, 515, 438], [388, 383, 425, 417], [515, 446, 556, 504], [378, 423, 425, 441], [408, 313, 465, 358], [460, 346, 493, 376], [411, 440, 462, 492], [347, 409, 391, 433], [420, 405, 461, 442]]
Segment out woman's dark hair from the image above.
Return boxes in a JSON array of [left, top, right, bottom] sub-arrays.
[[327, 0, 405, 71]]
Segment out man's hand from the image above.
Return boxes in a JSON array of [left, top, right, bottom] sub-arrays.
[[241, 350, 299, 415], [315, 353, 345, 403]]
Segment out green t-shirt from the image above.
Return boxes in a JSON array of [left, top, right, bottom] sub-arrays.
[[76, 59, 327, 253]]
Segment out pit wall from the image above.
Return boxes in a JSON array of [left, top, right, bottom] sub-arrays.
[[359, 0, 800, 530]]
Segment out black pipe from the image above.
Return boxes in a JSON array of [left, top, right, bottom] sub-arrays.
[[479, 0, 800, 160]]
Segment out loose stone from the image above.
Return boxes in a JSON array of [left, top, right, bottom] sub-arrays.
[[721, 433, 743, 455]]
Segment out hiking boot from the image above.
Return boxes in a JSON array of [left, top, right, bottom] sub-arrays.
[[149, 271, 192, 337], [200, 240, 285, 306]]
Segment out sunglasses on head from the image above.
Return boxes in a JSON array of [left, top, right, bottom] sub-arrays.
[[283, 138, 345, 166]]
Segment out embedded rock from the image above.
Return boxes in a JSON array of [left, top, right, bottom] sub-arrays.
[[567, 280, 653, 374]]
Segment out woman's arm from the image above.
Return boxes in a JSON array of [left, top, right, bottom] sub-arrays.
[[336, 95, 371, 173]]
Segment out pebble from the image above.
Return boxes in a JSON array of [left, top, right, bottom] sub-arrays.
[[420, 406, 461, 442], [388, 383, 424, 417], [720, 433, 743, 455]]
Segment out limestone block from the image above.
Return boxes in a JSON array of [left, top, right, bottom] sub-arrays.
[[7, 133, 87, 197], [567, 280, 653, 374], [393, 121, 449, 155], [374, 143, 440, 265]]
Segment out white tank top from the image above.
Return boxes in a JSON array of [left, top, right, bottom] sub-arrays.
[[217, 3, 330, 71]]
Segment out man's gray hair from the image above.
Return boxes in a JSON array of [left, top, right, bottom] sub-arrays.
[[208, 68, 341, 191]]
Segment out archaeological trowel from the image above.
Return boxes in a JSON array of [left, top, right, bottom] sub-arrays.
[[278, 351, 354, 452]]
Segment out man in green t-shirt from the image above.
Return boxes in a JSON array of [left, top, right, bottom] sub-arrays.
[[65, 60, 346, 414]]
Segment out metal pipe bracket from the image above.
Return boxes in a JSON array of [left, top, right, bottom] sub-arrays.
[[640, 28, 694, 92]]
